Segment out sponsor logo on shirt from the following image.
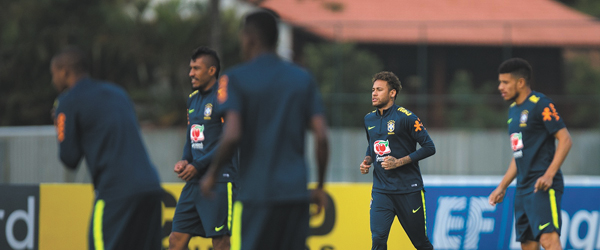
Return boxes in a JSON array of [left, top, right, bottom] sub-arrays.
[[204, 103, 212, 120], [191, 124, 205, 150], [374, 140, 391, 160], [510, 132, 523, 158], [191, 124, 205, 142], [387, 120, 395, 135], [520, 110, 528, 127]]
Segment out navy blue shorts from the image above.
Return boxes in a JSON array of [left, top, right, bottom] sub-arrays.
[[231, 200, 309, 250], [370, 190, 433, 250], [514, 188, 562, 242], [172, 181, 234, 238], [88, 189, 163, 250]]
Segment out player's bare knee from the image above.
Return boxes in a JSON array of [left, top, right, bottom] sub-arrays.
[[168, 232, 188, 250], [539, 232, 562, 250], [212, 235, 230, 250]]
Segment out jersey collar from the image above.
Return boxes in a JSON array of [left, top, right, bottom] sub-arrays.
[[376, 103, 398, 118]]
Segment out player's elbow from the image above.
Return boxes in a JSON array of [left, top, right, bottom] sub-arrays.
[[60, 153, 80, 170], [563, 134, 573, 151], [424, 142, 436, 157]]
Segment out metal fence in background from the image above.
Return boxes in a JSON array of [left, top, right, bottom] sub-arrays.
[[1, 126, 598, 184]]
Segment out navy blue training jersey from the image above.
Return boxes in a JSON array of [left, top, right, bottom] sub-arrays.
[[364, 104, 435, 194], [507, 91, 565, 194], [54, 77, 161, 198], [182, 83, 236, 183], [219, 53, 324, 202]]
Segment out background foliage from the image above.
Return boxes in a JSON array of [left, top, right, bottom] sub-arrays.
[[1, 0, 599, 128]]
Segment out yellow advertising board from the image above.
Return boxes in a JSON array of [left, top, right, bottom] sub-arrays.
[[35, 183, 415, 250]]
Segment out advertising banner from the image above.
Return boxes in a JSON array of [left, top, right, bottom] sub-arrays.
[[427, 183, 600, 250], [1, 177, 599, 250], [0, 185, 39, 250]]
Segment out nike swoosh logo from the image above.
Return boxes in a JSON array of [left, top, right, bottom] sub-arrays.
[[539, 222, 550, 230], [412, 206, 422, 213], [189, 109, 195, 114], [368, 126, 376, 130], [215, 225, 225, 232], [507, 118, 512, 124]]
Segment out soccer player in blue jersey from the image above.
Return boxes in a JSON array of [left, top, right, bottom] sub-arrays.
[[169, 47, 236, 250], [489, 58, 572, 250], [51, 47, 163, 250], [360, 71, 435, 250], [200, 10, 330, 250]]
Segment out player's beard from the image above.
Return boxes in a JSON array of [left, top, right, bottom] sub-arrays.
[[507, 91, 519, 103], [191, 77, 206, 91], [373, 96, 393, 109]]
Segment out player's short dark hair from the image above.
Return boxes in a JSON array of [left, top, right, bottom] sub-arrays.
[[372, 71, 402, 98], [498, 58, 532, 85], [51, 46, 90, 75], [191, 46, 221, 77], [243, 9, 280, 49]]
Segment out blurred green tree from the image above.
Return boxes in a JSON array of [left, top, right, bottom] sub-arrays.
[[447, 70, 505, 128], [564, 55, 600, 128], [559, 0, 600, 18], [0, 0, 241, 127], [303, 43, 384, 127]]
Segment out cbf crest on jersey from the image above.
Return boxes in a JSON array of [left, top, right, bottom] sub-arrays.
[[387, 120, 395, 135], [204, 103, 212, 120], [520, 110, 528, 127]]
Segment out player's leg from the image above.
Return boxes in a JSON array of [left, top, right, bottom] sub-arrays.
[[253, 201, 309, 250], [513, 192, 536, 249], [171, 182, 206, 249], [520, 240, 540, 250], [91, 190, 163, 250], [235, 200, 309, 250], [530, 188, 563, 250], [201, 182, 235, 250], [539, 232, 561, 250], [88, 198, 107, 250], [169, 232, 192, 250], [212, 235, 231, 250], [392, 190, 433, 250], [122, 190, 163, 250], [370, 192, 395, 250]]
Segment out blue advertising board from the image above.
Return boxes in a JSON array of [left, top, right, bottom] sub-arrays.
[[424, 176, 600, 250]]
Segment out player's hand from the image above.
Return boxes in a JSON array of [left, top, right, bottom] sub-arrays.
[[200, 168, 216, 198], [174, 160, 188, 174], [488, 187, 506, 206], [310, 188, 328, 216], [360, 156, 372, 174], [178, 164, 197, 181], [381, 156, 400, 170], [534, 174, 554, 193]]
